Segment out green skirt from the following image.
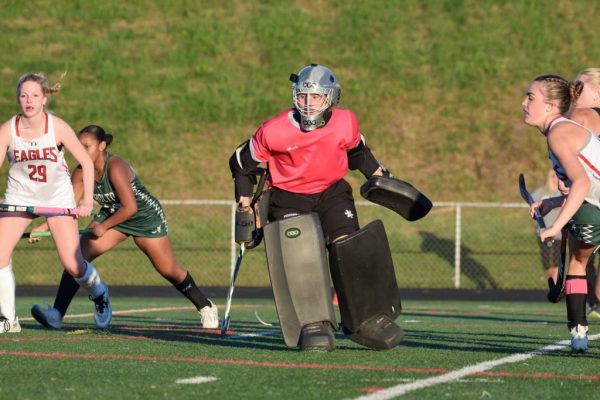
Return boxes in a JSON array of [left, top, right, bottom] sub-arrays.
[[94, 206, 168, 238], [569, 202, 600, 246]]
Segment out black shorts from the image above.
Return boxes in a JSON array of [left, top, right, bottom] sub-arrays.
[[268, 179, 359, 244]]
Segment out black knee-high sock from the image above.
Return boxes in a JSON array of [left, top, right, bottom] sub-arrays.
[[586, 261, 598, 306], [174, 272, 210, 310], [53, 270, 81, 317], [565, 275, 587, 330]]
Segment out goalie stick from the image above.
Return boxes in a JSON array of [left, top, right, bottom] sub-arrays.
[[220, 169, 268, 335]]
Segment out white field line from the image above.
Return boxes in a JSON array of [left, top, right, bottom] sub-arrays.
[[176, 376, 218, 384], [254, 311, 277, 326], [20, 306, 196, 321], [229, 331, 279, 339], [353, 333, 600, 400], [20, 304, 273, 322]]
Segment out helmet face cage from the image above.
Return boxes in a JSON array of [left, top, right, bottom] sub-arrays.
[[291, 65, 341, 131]]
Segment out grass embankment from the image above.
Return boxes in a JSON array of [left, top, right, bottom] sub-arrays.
[[1, 1, 600, 201], [2, 1, 598, 288]]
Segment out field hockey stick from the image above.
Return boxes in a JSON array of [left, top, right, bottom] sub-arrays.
[[220, 168, 268, 335], [245, 169, 268, 249], [547, 227, 568, 303], [220, 243, 245, 335], [0, 204, 79, 217], [518, 174, 554, 247], [20, 228, 93, 240]]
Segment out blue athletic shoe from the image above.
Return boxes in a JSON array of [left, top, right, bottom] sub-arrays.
[[90, 287, 112, 329], [31, 304, 62, 329]]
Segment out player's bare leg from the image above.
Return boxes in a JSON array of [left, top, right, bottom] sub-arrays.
[[134, 235, 218, 328], [48, 216, 112, 328]]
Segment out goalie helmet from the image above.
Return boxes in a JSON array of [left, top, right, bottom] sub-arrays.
[[290, 64, 341, 131]]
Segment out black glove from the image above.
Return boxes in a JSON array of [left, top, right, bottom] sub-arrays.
[[235, 206, 255, 244]]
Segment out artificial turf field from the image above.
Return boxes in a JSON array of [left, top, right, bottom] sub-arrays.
[[1, 297, 598, 399]]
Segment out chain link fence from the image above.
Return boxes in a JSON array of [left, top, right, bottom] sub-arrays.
[[13, 200, 550, 290]]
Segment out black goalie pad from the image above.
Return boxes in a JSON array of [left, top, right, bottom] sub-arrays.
[[329, 220, 403, 350], [360, 175, 432, 221]]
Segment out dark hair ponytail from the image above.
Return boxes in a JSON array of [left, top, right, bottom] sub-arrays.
[[78, 125, 113, 147]]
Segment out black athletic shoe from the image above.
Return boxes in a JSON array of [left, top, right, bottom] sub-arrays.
[[299, 321, 335, 352]]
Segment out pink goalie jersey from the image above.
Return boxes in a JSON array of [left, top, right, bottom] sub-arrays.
[[250, 108, 361, 194]]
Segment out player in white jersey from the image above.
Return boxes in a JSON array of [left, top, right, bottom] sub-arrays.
[[570, 68, 600, 318], [523, 74, 600, 352], [546, 116, 600, 208], [4, 111, 76, 207], [0, 72, 111, 333]]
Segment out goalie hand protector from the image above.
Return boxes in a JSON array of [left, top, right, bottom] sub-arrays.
[[360, 175, 432, 221], [235, 206, 255, 244]]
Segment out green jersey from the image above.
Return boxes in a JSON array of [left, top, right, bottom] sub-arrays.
[[93, 153, 168, 237]]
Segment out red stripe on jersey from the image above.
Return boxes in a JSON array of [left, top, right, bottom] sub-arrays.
[[578, 153, 600, 176], [15, 113, 48, 136]]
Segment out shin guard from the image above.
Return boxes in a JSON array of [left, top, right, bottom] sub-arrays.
[[329, 220, 403, 350], [263, 213, 336, 347], [74, 261, 106, 299]]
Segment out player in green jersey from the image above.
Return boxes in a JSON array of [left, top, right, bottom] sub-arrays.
[[29, 125, 218, 330]]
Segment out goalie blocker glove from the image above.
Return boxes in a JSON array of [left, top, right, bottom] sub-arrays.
[[235, 206, 255, 244], [360, 175, 432, 221]]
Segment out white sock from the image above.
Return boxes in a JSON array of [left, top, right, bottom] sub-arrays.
[[74, 261, 106, 299], [0, 263, 16, 321]]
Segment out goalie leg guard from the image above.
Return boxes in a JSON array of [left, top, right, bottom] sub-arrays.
[[329, 219, 403, 350], [263, 213, 336, 349]]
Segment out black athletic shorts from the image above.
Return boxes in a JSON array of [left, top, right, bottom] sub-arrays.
[[267, 179, 359, 244]]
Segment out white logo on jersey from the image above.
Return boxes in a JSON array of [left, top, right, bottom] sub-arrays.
[[344, 209, 354, 219]]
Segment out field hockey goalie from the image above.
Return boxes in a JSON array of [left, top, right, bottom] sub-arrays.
[[260, 183, 431, 351], [232, 177, 430, 350]]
